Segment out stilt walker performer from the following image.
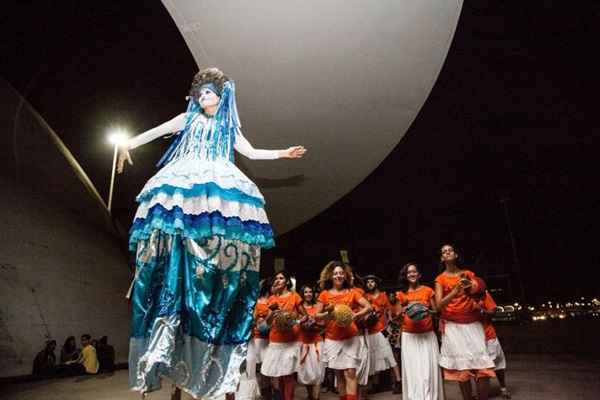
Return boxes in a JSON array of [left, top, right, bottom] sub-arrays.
[[118, 67, 306, 398]]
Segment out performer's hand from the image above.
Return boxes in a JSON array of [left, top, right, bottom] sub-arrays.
[[117, 145, 133, 174], [451, 284, 465, 297], [459, 277, 472, 291], [280, 145, 307, 159]]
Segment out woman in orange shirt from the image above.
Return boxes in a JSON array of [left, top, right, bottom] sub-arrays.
[[435, 244, 495, 400], [316, 261, 372, 400], [261, 271, 304, 400], [246, 279, 272, 398], [297, 285, 325, 400], [397, 263, 443, 400]]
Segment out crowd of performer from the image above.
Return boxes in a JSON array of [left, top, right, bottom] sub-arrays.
[[240, 244, 510, 400]]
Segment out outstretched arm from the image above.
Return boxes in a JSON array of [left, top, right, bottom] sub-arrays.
[[117, 113, 187, 173], [234, 130, 306, 160]]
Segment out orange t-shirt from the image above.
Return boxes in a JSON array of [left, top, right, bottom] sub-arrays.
[[252, 297, 270, 339], [480, 292, 497, 340], [396, 286, 434, 333], [268, 292, 302, 343], [434, 270, 480, 323], [298, 304, 323, 344], [364, 292, 391, 334], [318, 289, 362, 340]]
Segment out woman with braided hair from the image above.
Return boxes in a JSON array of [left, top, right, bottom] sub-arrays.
[[118, 67, 306, 398]]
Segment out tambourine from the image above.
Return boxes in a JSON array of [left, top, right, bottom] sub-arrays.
[[273, 311, 296, 331], [332, 304, 354, 328], [405, 302, 429, 321]]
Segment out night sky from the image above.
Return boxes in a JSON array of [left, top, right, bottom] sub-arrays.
[[2, 1, 599, 303]]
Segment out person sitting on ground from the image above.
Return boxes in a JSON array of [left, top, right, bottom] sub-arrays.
[[96, 336, 115, 372], [32, 339, 57, 376], [66, 334, 99, 375], [60, 336, 79, 364]]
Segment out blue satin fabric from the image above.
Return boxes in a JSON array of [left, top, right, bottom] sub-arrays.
[[130, 231, 260, 397]]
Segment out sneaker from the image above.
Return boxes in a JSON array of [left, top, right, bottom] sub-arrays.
[[500, 387, 512, 399], [392, 382, 402, 394]]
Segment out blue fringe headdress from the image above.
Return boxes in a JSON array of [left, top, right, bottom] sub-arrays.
[[156, 80, 241, 167]]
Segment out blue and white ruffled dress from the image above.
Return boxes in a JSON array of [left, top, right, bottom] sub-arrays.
[[128, 112, 274, 398]]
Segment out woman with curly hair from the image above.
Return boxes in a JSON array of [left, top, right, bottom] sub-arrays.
[[397, 263, 443, 400], [315, 261, 372, 400], [118, 67, 306, 398]]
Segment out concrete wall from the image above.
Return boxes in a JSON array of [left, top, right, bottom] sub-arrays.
[[0, 79, 131, 377]]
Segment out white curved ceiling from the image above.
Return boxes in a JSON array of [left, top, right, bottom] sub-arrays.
[[161, 0, 463, 235]]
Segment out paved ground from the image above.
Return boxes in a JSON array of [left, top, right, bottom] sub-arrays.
[[2, 354, 599, 400]]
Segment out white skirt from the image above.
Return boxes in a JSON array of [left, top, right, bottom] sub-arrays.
[[367, 331, 398, 375], [439, 321, 495, 371], [246, 338, 268, 379], [235, 372, 261, 400], [249, 338, 268, 364], [297, 342, 325, 385], [486, 337, 507, 370], [401, 331, 444, 400], [321, 336, 363, 370], [260, 341, 301, 377]]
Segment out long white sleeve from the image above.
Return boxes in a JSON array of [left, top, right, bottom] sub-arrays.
[[234, 130, 281, 160], [126, 113, 187, 150]]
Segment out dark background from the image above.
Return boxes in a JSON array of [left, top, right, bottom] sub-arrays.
[[2, 1, 599, 303]]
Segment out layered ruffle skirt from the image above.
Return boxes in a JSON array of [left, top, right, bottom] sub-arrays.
[[438, 321, 495, 381], [128, 158, 274, 398]]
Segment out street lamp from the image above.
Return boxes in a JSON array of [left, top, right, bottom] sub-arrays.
[[107, 129, 129, 213]]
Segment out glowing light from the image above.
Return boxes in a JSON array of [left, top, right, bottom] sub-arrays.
[[107, 128, 129, 145]]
